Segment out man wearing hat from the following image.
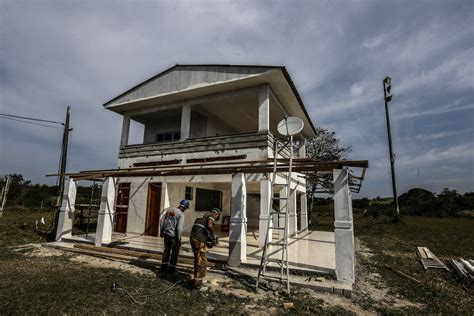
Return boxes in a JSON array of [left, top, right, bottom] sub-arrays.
[[159, 199, 189, 274], [189, 207, 221, 288]]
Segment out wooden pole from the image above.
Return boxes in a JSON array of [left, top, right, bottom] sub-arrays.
[[0, 176, 11, 217]]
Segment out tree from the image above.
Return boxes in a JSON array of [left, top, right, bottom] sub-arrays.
[[304, 127, 351, 217], [0, 174, 31, 206], [398, 188, 436, 216], [436, 188, 462, 217]]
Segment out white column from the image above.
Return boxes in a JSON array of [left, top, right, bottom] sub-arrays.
[[289, 188, 297, 236], [258, 179, 272, 248], [333, 169, 355, 283], [228, 173, 247, 266], [300, 192, 308, 230], [55, 177, 77, 241], [298, 141, 306, 158], [120, 114, 131, 148], [95, 177, 116, 246], [162, 180, 171, 209], [180, 105, 191, 140], [258, 84, 270, 132]]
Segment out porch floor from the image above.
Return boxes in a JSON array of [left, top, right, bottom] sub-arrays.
[[63, 229, 335, 275]]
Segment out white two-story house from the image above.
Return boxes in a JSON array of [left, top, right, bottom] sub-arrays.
[[104, 65, 315, 248], [56, 65, 361, 287]]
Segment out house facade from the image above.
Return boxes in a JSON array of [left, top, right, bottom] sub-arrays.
[[54, 65, 364, 286], [106, 65, 316, 245]]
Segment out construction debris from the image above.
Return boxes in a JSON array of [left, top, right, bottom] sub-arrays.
[[450, 258, 474, 284], [0, 176, 11, 217], [283, 302, 295, 310], [416, 247, 449, 271], [383, 264, 422, 284]]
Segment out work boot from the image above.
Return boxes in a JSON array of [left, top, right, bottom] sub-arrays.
[[170, 270, 181, 279], [160, 264, 168, 274], [194, 278, 203, 289]]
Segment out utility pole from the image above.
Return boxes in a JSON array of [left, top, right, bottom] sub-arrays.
[[53, 106, 72, 234], [58, 106, 71, 200], [383, 77, 400, 218]]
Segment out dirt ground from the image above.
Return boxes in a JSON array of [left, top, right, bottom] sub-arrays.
[[1, 208, 473, 314], [11, 241, 421, 315]]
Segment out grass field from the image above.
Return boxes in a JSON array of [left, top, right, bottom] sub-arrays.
[[1, 207, 473, 315], [313, 211, 474, 314]]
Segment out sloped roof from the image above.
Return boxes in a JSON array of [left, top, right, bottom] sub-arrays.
[[103, 64, 316, 135]]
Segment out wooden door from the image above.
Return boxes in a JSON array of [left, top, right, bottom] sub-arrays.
[[114, 183, 130, 233], [145, 182, 162, 236]]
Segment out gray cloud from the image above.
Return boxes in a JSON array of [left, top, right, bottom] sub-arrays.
[[1, 0, 473, 197]]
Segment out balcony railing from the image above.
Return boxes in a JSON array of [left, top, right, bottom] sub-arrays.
[[119, 131, 299, 161], [120, 132, 268, 159]]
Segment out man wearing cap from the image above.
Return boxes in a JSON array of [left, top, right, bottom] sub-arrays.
[[159, 199, 189, 274], [189, 207, 221, 288]]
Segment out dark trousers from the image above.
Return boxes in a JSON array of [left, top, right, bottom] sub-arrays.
[[161, 234, 180, 273]]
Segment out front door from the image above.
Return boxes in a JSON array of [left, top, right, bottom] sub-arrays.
[[145, 182, 162, 236], [114, 183, 130, 233]]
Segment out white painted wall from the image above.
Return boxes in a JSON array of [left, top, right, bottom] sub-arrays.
[[121, 176, 232, 234]]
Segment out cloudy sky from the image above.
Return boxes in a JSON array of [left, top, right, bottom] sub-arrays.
[[0, 0, 473, 197]]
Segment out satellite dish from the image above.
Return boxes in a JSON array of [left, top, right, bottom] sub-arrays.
[[277, 117, 304, 136]]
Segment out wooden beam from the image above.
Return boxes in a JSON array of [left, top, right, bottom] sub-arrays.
[[47, 159, 369, 179], [73, 243, 222, 266]]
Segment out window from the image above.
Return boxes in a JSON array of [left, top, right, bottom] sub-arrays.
[[195, 188, 222, 212], [156, 131, 180, 143], [185, 186, 193, 200]]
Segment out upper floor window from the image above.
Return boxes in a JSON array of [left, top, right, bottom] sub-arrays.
[[156, 131, 180, 143]]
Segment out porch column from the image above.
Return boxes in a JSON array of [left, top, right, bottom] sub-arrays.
[[259, 179, 272, 248], [55, 177, 77, 241], [278, 187, 288, 239], [180, 104, 191, 140], [300, 192, 308, 230], [333, 169, 355, 283], [162, 180, 171, 210], [120, 114, 131, 148], [228, 173, 247, 266], [298, 141, 306, 158], [95, 177, 116, 246], [288, 188, 297, 236], [258, 84, 270, 132]]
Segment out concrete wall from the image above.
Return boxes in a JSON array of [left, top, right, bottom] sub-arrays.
[[121, 176, 232, 234], [141, 108, 240, 143], [118, 146, 268, 169], [247, 194, 260, 228], [143, 114, 181, 143], [189, 110, 207, 138], [206, 112, 238, 136]]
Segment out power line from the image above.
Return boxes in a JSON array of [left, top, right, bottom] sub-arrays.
[[0, 115, 63, 129], [0, 113, 64, 125]]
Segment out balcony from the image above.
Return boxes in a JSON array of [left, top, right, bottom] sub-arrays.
[[118, 131, 298, 167]]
